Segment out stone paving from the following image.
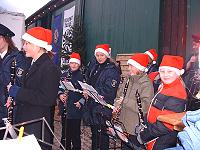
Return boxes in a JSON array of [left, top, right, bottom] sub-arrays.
[[52, 107, 122, 150]]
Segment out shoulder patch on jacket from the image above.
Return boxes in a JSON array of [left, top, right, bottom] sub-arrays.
[[111, 79, 117, 88], [16, 67, 24, 77]]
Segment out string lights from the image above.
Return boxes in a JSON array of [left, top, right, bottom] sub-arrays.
[[26, 0, 67, 27]]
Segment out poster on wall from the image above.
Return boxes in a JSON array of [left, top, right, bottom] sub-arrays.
[[61, 5, 75, 69], [62, 5, 75, 54], [52, 14, 62, 65]]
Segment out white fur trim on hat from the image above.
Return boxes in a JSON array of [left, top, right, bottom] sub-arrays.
[[145, 51, 154, 60], [153, 60, 156, 64], [159, 66, 184, 75], [22, 33, 52, 51], [69, 58, 81, 65], [95, 48, 110, 58], [127, 59, 146, 71]]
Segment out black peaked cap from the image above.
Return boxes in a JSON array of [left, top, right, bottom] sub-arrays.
[[0, 24, 15, 37]]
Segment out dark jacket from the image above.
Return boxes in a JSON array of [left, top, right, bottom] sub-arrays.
[[9, 53, 61, 145], [146, 63, 159, 75], [84, 58, 121, 125], [141, 79, 187, 150], [0, 49, 28, 125], [183, 55, 199, 110], [59, 69, 84, 119]]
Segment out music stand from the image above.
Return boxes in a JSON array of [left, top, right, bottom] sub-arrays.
[[0, 117, 65, 150]]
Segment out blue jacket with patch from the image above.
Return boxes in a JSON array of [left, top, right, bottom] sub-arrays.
[[59, 69, 84, 119], [84, 58, 121, 125], [0, 49, 29, 125]]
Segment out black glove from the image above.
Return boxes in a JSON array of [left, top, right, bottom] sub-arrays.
[[126, 135, 146, 150]]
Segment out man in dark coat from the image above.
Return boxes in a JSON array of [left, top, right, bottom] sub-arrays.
[[0, 24, 28, 139], [83, 44, 121, 150], [184, 34, 200, 110], [7, 27, 61, 150]]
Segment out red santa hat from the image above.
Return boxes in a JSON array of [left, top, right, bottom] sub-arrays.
[[22, 27, 52, 51], [192, 34, 200, 43], [69, 52, 81, 65], [127, 53, 149, 71], [144, 48, 158, 64], [95, 44, 111, 58], [159, 55, 184, 75]]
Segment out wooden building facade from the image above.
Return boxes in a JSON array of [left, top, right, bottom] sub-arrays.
[[25, 0, 198, 64]]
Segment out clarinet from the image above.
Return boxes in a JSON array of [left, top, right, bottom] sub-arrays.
[[61, 68, 72, 117], [113, 77, 130, 119], [7, 58, 17, 124], [135, 89, 147, 134]]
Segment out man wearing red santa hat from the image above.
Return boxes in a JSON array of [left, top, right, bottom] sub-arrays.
[[132, 55, 187, 150]]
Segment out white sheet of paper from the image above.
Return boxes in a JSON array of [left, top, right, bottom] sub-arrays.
[[78, 81, 97, 93], [0, 134, 41, 150], [60, 80, 75, 91]]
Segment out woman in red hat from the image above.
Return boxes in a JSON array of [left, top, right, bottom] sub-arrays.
[[7, 27, 61, 150], [112, 53, 154, 149], [132, 55, 187, 150], [83, 44, 121, 150]]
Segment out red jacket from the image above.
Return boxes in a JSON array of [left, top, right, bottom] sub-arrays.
[[143, 78, 187, 150]]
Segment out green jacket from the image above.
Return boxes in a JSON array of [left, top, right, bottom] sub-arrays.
[[116, 73, 154, 135]]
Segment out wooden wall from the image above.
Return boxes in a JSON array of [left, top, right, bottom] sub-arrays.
[[159, 0, 187, 59]]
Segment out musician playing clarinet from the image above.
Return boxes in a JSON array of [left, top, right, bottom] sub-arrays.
[[0, 24, 28, 139], [58, 52, 84, 150], [113, 53, 154, 150], [7, 27, 61, 150], [184, 34, 200, 110], [133, 55, 187, 150], [83, 44, 121, 150]]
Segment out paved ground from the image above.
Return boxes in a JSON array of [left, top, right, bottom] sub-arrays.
[[52, 106, 122, 150]]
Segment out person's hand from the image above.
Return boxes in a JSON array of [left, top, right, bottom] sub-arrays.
[[59, 93, 67, 103], [74, 101, 81, 109], [5, 97, 12, 108], [116, 97, 124, 105], [112, 106, 121, 114], [7, 82, 12, 92], [189, 55, 198, 63], [82, 90, 89, 99]]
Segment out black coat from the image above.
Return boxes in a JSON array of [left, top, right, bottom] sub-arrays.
[[59, 69, 84, 119], [14, 53, 61, 146], [84, 58, 121, 125]]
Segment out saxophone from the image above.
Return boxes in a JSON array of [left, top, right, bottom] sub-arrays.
[[7, 58, 17, 124]]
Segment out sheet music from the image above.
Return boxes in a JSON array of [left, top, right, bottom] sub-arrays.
[[78, 81, 110, 107], [78, 81, 97, 93], [60, 80, 75, 91]]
